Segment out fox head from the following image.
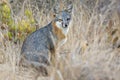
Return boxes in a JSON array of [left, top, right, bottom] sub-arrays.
[[53, 1, 73, 35]]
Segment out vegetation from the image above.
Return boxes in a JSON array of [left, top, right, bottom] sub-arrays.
[[0, 1, 35, 43], [0, 0, 120, 80]]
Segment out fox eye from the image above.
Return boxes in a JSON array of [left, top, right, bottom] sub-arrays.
[[58, 19, 63, 22]]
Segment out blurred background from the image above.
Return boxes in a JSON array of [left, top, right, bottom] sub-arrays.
[[0, 0, 120, 80]]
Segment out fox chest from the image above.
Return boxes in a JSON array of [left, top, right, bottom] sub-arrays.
[[51, 22, 67, 47]]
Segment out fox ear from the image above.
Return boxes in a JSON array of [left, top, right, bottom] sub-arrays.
[[67, 1, 73, 13]]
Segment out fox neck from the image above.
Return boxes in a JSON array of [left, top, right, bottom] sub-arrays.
[[51, 21, 67, 46]]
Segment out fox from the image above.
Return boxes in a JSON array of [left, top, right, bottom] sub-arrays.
[[20, 1, 73, 76]]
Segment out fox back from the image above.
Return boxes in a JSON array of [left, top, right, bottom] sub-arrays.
[[20, 1, 73, 75]]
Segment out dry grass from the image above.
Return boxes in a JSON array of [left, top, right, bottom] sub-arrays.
[[0, 0, 120, 80]]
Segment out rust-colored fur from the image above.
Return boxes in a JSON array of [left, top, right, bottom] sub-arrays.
[[50, 21, 66, 66], [52, 21, 66, 45]]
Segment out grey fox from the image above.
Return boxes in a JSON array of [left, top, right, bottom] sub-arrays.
[[20, 1, 73, 75]]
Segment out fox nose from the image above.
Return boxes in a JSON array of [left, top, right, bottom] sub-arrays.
[[65, 24, 68, 27]]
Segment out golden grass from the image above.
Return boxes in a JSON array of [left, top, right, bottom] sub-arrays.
[[0, 0, 120, 80]]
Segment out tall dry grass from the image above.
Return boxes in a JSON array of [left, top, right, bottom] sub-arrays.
[[0, 0, 120, 80]]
